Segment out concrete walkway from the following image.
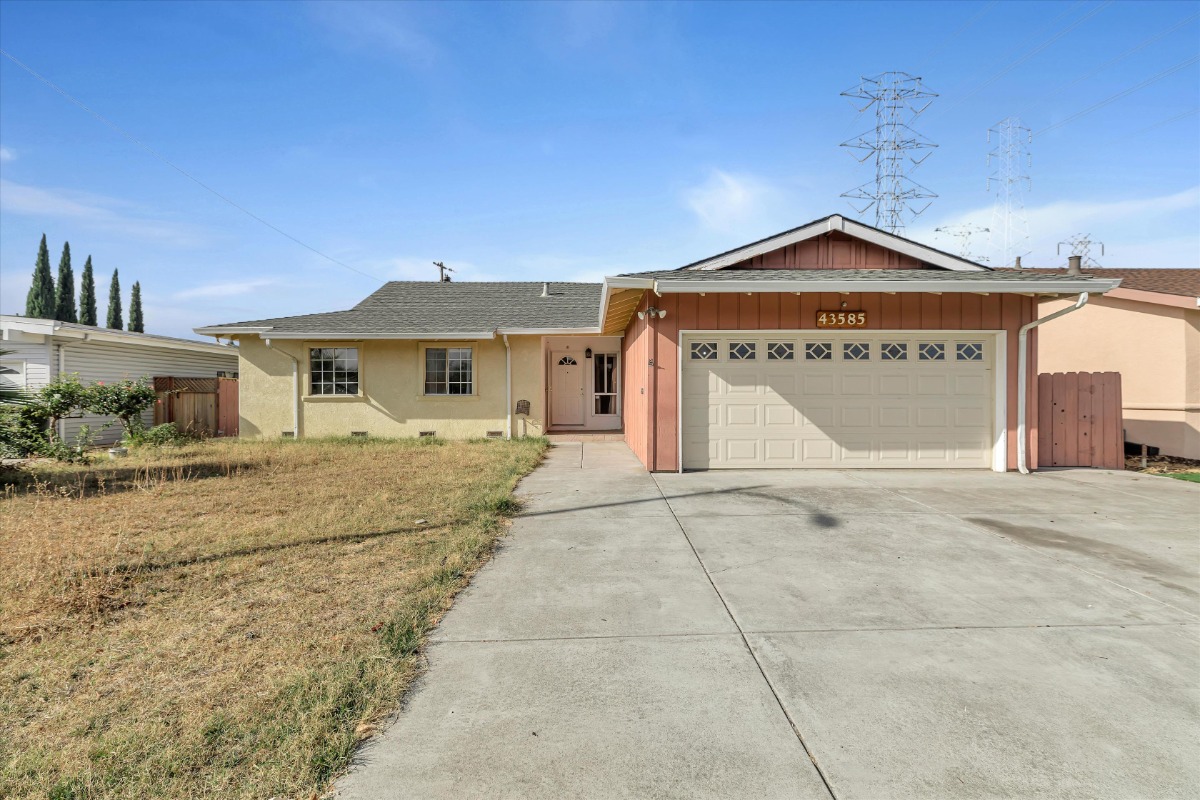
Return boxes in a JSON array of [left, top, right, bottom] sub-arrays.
[[336, 442, 1200, 799]]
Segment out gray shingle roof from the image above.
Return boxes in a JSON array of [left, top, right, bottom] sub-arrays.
[[620, 269, 1101, 283], [200, 282, 602, 335]]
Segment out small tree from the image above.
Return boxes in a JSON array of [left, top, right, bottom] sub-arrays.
[[37, 374, 89, 445], [79, 256, 98, 326], [26, 234, 56, 319], [106, 269, 123, 330], [128, 281, 144, 333], [54, 241, 78, 323], [86, 378, 157, 439]]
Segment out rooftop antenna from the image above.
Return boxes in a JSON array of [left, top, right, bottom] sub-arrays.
[[987, 117, 1032, 267], [1057, 235, 1105, 268], [434, 261, 454, 282], [840, 71, 938, 235], [934, 224, 990, 263]]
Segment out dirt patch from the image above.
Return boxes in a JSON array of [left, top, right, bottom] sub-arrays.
[[1125, 453, 1200, 479]]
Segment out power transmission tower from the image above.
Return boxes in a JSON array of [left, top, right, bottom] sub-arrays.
[[986, 117, 1032, 266], [935, 224, 990, 263], [841, 72, 938, 235], [1057, 235, 1105, 267]]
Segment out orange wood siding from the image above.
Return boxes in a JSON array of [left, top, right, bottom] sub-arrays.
[[726, 233, 926, 270], [621, 291, 1040, 472]]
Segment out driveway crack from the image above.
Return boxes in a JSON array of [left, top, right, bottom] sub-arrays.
[[652, 473, 840, 800]]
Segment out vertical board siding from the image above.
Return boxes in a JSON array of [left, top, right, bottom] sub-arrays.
[[730, 235, 926, 269], [625, 291, 1037, 472], [1037, 372, 1123, 469]]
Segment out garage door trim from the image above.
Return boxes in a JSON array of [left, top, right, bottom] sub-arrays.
[[676, 329, 1008, 473]]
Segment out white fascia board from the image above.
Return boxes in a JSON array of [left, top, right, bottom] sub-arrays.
[[64, 329, 235, 354], [651, 278, 1123, 294], [194, 326, 273, 336], [252, 331, 498, 340], [496, 327, 601, 335], [684, 214, 987, 273], [599, 276, 654, 327]]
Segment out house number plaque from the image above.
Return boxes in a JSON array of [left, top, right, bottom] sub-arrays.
[[816, 311, 867, 328]]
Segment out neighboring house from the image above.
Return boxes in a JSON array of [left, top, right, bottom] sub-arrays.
[[1, 315, 240, 445], [1033, 268, 1199, 460], [196, 214, 1118, 472]]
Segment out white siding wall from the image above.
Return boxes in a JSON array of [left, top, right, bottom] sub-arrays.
[[0, 339, 55, 391], [58, 340, 239, 445]]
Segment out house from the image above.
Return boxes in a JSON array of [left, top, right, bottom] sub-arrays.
[[195, 214, 1119, 472], [1032, 268, 1199, 460], [1, 315, 240, 445]]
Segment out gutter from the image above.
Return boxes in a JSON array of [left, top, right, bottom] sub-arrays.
[[1017, 293, 1089, 474], [627, 278, 1120, 295], [502, 333, 512, 440], [265, 338, 300, 439]]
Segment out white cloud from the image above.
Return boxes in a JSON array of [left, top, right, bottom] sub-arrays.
[[0, 179, 208, 246], [913, 187, 1200, 267], [307, 1, 439, 66], [173, 278, 277, 300], [682, 170, 786, 235], [0, 147, 13, 162]]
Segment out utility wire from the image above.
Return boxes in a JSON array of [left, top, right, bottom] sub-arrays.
[[931, 0, 1113, 117], [0, 48, 386, 284], [1018, 10, 1200, 118], [1114, 107, 1199, 141], [913, 0, 1001, 73], [1035, 55, 1200, 136]]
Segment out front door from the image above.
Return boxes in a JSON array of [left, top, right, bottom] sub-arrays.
[[552, 353, 584, 425]]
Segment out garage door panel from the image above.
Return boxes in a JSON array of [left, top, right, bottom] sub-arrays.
[[682, 332, 994, 469]]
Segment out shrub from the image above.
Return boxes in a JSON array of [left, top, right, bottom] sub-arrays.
[[85, 378, 157, 438], [0, 404, 49, 457], [127, 422, 201, 448], [39, 374, 90, 445]]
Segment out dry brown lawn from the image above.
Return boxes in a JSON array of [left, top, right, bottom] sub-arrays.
[[0, 436, 546, 799]]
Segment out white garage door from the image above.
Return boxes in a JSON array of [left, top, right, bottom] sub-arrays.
[[681, 332, 996, 469]]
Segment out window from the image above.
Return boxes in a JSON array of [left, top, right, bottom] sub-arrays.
[[956, 343, 984, 361], [690, 342, 717, 360], [594, 353, 617, 415], [425, 347, 473, 395], [309, 348, 359, 395], [767, 342, 794, 360], [0, 360, 25, 391], [805, 342, 832, 361], [881, 342, 907, 361], [918, 342, 945, 361], [844, 342, 870, 361], [729, 341, 756, 360], [558, 355, 577, 366]]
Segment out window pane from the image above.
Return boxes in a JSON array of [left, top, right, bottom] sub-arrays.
[[311, 347, 358, 395], [595, 395, 615, 415]]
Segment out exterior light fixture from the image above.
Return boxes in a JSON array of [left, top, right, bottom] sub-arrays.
[[585, 348, 592, 358], [637, 307, 667, 320]]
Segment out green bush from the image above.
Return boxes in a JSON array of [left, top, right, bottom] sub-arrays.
[[0, 404, 49, 458], [126, 422, 201, 448], [86, 379, 157, 438]]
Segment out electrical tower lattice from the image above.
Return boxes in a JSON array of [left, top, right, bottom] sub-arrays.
[[987, 117, 1032, 267], [841, 72, 938, 235]]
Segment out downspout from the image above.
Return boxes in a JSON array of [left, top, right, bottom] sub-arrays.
[[57, 338, 66, 443], [265, 337, 300, 439], [1017, 292, 1088, 474], [502, 333, 512, 440]]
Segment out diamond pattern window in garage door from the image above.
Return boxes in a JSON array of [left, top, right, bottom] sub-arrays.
[[681, 333, 994, 470]]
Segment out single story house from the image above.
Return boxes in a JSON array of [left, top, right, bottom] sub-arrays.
[[1033, 268, 1199, 460], [196, 214, 1119, 472], [1, 315, 240, 445]]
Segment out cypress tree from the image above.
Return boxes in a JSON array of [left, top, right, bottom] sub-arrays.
[[128, 282, 144, 333], [54, 241, 78, 323], [106, 269, 123, 330], [25, 234, 55, 319], [79, 256, 98, 326]]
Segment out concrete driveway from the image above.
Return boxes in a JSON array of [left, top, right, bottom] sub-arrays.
[[337, 442, 1200, 800]]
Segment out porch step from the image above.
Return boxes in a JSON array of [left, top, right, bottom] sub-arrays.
[[545, 430, 626, 443]]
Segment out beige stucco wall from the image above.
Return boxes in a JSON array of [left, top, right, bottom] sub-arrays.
[[1037, 295, 1200, 459], [237, 335, 549, 440]]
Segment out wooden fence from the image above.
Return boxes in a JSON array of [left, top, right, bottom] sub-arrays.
[[153, 376, 239, 437], [1037, 371, 1123, 469]]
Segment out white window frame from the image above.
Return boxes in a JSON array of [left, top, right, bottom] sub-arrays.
[[592, 351, 619, 416], [421, 344, 476, 397], [307, 346, 362, 397], [0, 359, 26, 391]]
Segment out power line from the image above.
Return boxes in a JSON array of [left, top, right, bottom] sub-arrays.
[[1115, 107, 1199, 141], [1035, 55, 1200, 136], [1017, 10, 1200, 118], [0, 48, 386, 284], [932, 1, 1113, 118], [913, 1, 1001, 73]]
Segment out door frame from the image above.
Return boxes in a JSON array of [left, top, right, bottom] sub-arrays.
[[676, 329, 1008, 473], [550, 350, 586, 426], [544, 336, 623, 430]]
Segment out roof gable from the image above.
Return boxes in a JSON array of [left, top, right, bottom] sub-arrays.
[[679, 214, 988, 272]]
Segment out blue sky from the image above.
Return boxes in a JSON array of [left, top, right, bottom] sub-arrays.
[[1, 0, 1197, 339]]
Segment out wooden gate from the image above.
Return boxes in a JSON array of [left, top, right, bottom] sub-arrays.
[[153, 377, 239, 437], [1037, 372, 1123, 469]]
